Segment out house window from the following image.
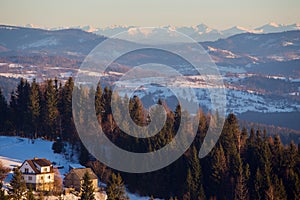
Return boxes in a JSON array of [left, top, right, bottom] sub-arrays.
[[41, 176, 43, 180], [25, 168, 29, 173], [28, 176, 32, 180], [43, 168, 47, 172], [48, 175, 51, 179]]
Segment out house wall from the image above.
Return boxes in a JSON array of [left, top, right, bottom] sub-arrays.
[[36, 173, 54, 184], [22, 173, 54, 184], [64, 174, 82, 191], [64, 177, 98, 192], [23, 174, 37, 184], [41, 166, 51, 173]]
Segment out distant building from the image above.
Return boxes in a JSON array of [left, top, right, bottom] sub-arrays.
[[64, 168, 98, 191], [19, 158, 54, 191], [68, 164, 85, 171]]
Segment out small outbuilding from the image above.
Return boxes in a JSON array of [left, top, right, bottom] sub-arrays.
[[64, 168, 98, 191]]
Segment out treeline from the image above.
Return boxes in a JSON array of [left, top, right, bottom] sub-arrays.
[[116, 115, 300, 199], [0, 77, 300, 199], [0, 77, 77, 142]]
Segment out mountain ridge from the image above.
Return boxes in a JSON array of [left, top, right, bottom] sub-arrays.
[[20, 22, 300, 41]]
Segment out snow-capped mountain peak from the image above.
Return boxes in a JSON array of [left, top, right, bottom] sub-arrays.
[[17, 22, 300, 42]]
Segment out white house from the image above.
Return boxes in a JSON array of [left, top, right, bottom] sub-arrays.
[[19, 158, 54, 191]]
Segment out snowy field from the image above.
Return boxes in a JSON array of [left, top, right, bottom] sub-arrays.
[[0, 136, 158, 200], [0, 136, 77, 175]]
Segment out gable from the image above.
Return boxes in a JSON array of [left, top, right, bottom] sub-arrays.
[[20, 160, 39, 174]]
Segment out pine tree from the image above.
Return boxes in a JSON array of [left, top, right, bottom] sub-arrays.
[[234, 174, 249, 200], [95, 82, 103, 116], [208, 144, 227, 198], [101, 86, 112, 121], [10, 168, 26, 200], [173, 104, 181, 133], [188, 146, 206, 200], [234, 157, 249, 200], [286, 170, 300, 200], [80, 172, 95, 200], [220, 113, 239, 157], [273, 175, 286, 200], [106, 173, 129, 200], [185, 169, 193, 197], [0, 88, 8, 131], [271, 134, 284, 176], [254, 168, 263, 200], [29, 79, 40, 138], [60, 77, 75, 141], [11, 78, 31, 134], [129, 96, 145, 126], [44, 79, 59, 139], [286, 141, 298, 170], [27, 185, 35, 200], [240, 127, 248, 149]]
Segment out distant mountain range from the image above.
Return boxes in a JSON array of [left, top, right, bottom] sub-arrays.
[[24, 22, 300, 42], [1, 24, 299, 65], [0, 24, 300, 130]]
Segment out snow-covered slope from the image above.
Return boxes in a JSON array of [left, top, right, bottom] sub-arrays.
[[0, 136, 78, 174], [0, 136, 157, 200]]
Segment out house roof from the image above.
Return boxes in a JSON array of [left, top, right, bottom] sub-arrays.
[[21, 158, 53, 174], [32, 158, 52, 167], [66, 168, 98, 180]]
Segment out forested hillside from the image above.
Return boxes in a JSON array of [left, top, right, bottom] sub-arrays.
[[0, 78, 300, 199]]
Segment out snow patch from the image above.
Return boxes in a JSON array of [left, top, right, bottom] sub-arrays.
[[20, 37, 58, 49]]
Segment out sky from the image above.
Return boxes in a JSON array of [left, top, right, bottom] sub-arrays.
[[0, 0, 299, 29]]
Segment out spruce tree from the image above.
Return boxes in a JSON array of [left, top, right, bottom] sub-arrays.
[[272, 134, 284, 176], [10, 168, 26, 200], [12, 78, 31, 134], [27, 185, 35, 200], [286, 170, 300, 200], [254, 168, 263, 200], [185, 169, 193, 197], [29, 79, 40, 138], [80, 172, 95, 200], [106, 173, 129, 200], [95, 82, 103, 116], [234, 156, 249, 200], [273, 175, 286, 200], [208, 144, 227, 198], [0, 88, 8, 131], [220, 113, 239, 157], [234, 174, 249, 200], [188, 146, 206, 200], [44, 79, 59, 139], [60, 77, 75, 141]]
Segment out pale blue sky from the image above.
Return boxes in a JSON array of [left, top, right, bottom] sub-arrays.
[[0, 0, 299, 29]]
